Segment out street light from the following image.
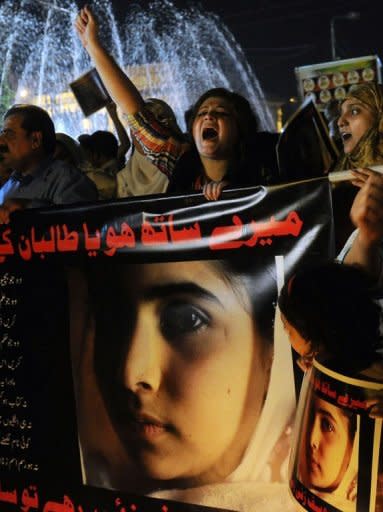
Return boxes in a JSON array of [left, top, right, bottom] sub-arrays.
[[330, 12, 360, 61]]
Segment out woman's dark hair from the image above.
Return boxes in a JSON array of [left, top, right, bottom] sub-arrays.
[[278, 262, 381, 370], [188, 88, 258, 134], [191, 87, 258, 164], [212, 256, 277, 347], [163, 88, 263, 193], [187, 88, 258, 166]]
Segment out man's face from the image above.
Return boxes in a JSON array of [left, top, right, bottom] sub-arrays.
[[0, 114, 39, 172]]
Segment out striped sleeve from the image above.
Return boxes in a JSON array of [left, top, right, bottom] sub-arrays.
[[124, 108, 189, 178]]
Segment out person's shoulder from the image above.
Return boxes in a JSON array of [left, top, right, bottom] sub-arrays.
[[46, 158, 98, 184], [254, 131, 279, 168], [101, 158, 120, 176], [44, 157, 83, 176], [253, 131, 279, 145], [360, 359, 383, 382], [167, 147, 200, 192], [240, 131, 280, 185], [44, 158, 99, 200], [336, 229, 359, 262]]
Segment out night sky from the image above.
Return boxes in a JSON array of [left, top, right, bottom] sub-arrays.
[[100, 0, 382, 103]]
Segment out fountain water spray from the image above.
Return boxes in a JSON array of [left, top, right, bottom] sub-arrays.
[[0, 0, 274, 136], [36, 0, 72, 14]]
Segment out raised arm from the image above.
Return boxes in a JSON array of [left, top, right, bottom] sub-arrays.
[[106, 102, 131, 162], [342, 169, 383, 280], [75, 5, 144, 115], [76, 6, 189, 178]]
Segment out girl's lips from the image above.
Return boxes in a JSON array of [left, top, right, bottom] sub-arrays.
[[135, 422, 167, 438], [309, 456, 321, 474], [126, 412, 173, 440]]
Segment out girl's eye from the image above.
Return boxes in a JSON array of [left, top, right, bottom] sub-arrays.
[[351, 107, 360, 116], [197, 110, 208, 117], [321, 416, 335, 433], [160, 302, 210, 341]]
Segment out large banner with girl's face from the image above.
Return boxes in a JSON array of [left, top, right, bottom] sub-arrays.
[[0, 178, 333, 512]]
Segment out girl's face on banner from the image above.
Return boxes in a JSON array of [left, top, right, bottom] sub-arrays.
[[304, 397, 353, 490], [97, 261, 271, 486]]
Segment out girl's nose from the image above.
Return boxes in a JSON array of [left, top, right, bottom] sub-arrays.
[[310, 419, 320, 450], [337, 112, 347, 128], [123, 308, 163, 394], [203, 111, 214, 120]]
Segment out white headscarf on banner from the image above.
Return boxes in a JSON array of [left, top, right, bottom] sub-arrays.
[[149, 256, 297, 512]]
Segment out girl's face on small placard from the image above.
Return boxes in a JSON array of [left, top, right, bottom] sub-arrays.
[[303, 397, 354, 490]]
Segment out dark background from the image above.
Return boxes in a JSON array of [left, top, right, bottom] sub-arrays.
[[105, 0, 382, 103]]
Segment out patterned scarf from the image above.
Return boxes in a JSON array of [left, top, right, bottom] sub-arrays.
[[335, 82, 383, 171]]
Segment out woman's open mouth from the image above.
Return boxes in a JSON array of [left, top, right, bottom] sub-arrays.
[[202, 127, 218, 141]]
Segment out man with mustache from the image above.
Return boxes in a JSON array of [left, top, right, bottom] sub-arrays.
[[0, 104, 97, 222]]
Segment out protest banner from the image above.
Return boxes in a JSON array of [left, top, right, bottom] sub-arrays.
[[0, 178, 333, 511]]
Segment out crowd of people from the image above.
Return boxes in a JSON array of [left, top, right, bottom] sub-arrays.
[[0, 8, 381, 255], [1, 4, 383, 511], [0, 7, 382, 276]]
